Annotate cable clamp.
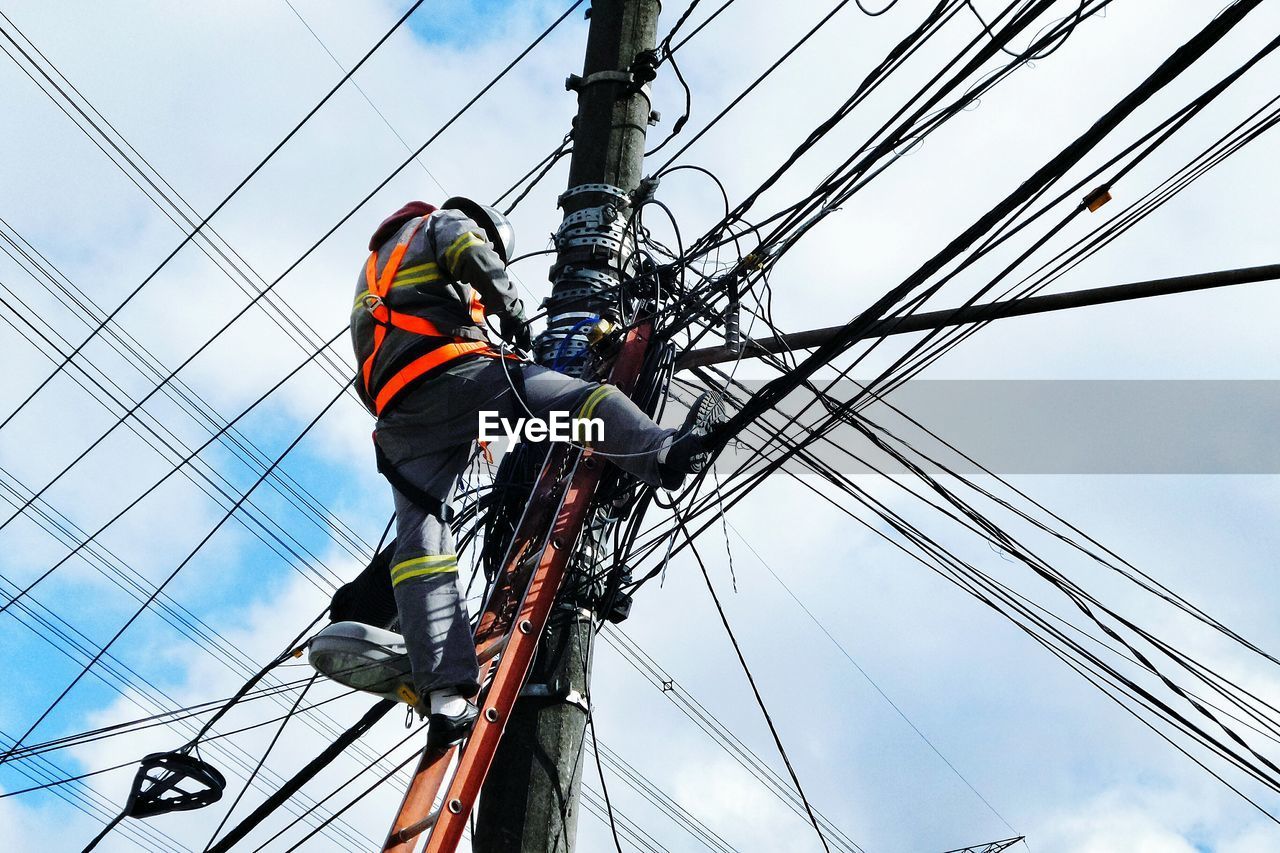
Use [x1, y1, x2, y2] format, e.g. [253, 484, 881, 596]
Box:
[565, 67, 654, 101]
[633, 175, 661, 205]
[557, 223, 631, 249]
[554, 268, 620, 291]
[560, 204, 622, 230]
[559, 183, 630, 207]
[559, 234, 626, 253]
[566, 69, 632, 91]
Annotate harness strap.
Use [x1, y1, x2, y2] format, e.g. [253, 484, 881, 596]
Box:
[373, 340, 494, 416]
[360, 214, 520, 519]
[360, 218, 428, 401]
[360, 216, 510, 416]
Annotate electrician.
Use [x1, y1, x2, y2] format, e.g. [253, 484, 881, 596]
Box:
[352, 198, 721, 747]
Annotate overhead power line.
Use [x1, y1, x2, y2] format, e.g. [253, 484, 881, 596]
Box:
[0, 0, 585, 570]
[0, 0, 434, 435]
[0, 378, 350, 766]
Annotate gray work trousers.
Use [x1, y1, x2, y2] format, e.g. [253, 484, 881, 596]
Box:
[374, 355, 673, 698]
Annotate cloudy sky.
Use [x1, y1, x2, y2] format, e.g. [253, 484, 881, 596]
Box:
[1, 0, 1279, 851]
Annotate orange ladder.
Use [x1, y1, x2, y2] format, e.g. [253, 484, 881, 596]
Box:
[382, 324, 651, 853]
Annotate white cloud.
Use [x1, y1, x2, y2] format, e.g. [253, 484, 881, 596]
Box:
[3, 0, 1280, 850]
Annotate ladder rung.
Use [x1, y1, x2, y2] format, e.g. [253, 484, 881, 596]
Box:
[391, 805, 441, 844]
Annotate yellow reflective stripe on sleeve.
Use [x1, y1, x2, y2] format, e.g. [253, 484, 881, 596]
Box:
[442, 232, 484, 271]
[390, 554, 459, 586]
[391, 273, 444, 287]
[396, 262, 439, 278]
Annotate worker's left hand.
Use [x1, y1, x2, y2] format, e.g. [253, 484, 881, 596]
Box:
[499, 313, 533, 353]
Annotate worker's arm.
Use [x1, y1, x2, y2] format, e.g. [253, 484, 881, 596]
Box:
[432, 209, 527, 325]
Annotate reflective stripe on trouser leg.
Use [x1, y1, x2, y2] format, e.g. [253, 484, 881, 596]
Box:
[388, 456, 479, 698]
[393, 572, 479, 698]
[570, 382, 673, 486]
[390, 554, 459, 586]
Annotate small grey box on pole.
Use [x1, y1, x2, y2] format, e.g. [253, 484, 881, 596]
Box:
[472, 1, 661, 851]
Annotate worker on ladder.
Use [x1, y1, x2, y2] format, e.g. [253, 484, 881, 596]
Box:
[351, 199, 722, 747]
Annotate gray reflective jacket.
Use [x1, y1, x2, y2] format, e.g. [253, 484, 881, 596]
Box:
[350, 209, 527, 414]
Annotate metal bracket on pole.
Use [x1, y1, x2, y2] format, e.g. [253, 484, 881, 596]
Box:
[518, 683, 591, 714]
[566, 70, 629, 89]
[565, 71, 654, 102]
[560, 204, 625, 230]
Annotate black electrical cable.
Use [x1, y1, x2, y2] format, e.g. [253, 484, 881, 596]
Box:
[590, 735, 739, 853]
[722, 516, 1018, 834]
[696, 12, 1279, 528]
[202, 674, 319, 851]
[0, 326, 349, 620]
[205, 700, 395, 853]
[715, 0, 1264, 445]
[496, 131, 574, 214]
[964, 0, 1086, 59]
[674, 511, 837, 853]
[0, 0, 433, 436]
[0, 17, 358, 397]
[251, 731, 423, 853]
[0, 727, 189, 853]
[654, 374, 1280, 812]
[644, 47, 692, 157]
[0, 471, 404, 792]
[662, 0, 1115, 357]
[655, 0, 859, 174]
[870, 88, 1280, 400]
[0, 0, 586, 549]
[0, 289, 348, 589]
[2, 690, 358, 794]
[668, 0, 1104, 330]
[600, 628, 864, 852]
[0, 565, 384, 848]
[282, 0, 449, 193]
[0, 217, 373, 561]
[0, 378, 350, 765]
[2, 676, 322, 763]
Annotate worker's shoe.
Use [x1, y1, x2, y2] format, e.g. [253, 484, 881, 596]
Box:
[424, 695, 479, 750]
[658, 391, 725, 490]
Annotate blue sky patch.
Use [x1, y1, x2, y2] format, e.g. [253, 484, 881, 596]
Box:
[408, 0, 520, 47]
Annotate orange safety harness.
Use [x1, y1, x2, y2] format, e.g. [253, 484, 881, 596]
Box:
[359, 216, 513, 417]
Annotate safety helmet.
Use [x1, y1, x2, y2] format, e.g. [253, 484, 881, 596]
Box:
[442, 197, 516, 264]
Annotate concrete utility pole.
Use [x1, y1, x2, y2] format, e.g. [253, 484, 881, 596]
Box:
[473, 1, 660, 850]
